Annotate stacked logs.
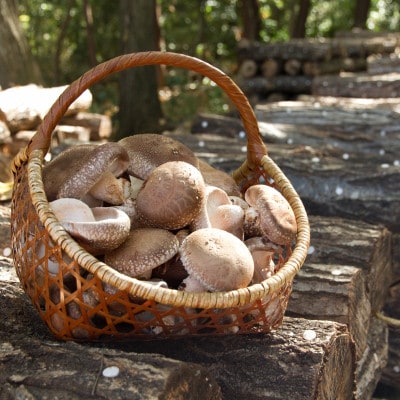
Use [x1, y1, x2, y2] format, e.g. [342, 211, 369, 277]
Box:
[0, 84, 112, 159]
[237, 33, 400, 102]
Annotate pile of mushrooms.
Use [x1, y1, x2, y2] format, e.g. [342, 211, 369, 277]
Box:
[42, 133, 297, 333]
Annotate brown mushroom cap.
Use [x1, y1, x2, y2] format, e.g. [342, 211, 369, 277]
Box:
[104, 228, 179, 278]
[244, 184, 297, 245]
[43, 144, 97, 201]
[179, 228, 254, 291]
[192, 185, 244, 238]
[119, 133, 200, 180]
[57, 142, 130, 205]
[49, 197, 95, 223]
[136, 161, 206, 230]
[88, 173, 131, 205]
[50, 199, 131, 255]
[198, 158, 241, 197]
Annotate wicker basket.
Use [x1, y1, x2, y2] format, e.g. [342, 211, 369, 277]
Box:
[11, 51, 310, 341]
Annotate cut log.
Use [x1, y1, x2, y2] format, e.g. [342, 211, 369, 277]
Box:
[284, 58, 302, 76]
[0, 154, 12, 183]
[114, 317, 356, 400]
[380, 327, 400, 390]
[60, 112, 112, 141]
[254, 101, 400, 167]
[312, 73, 400, 98]
[305, 216, 392, 312]
[295, 95, 400, 112]
[0, 256, 356, 400]
[328, 37, 397, 58]
[2, 130, 36, 158]
[287, 262, 370, 359]
[303, 57, 366, 76]
[0, 84, 92, 133]
[169, 131, 400, 234]
[238, 36, 397, 62]
[393, 233, 400, 280]
[335, 30, 400, 41]
[368, 53, 400, 74]
[240, 75, 313, 96]
[356, 317, 389, 400]
[0, 300, 222, 400]
[237, 59, 258, 78]
[255, 98, 400, 126]
[0, 120, 10, 144]
[287, 214, 391, 359]
[261, 58, 281, 78]
[237, 38, 333, 62]
[0, 206, 11, 258]
[191, 113, 245, 138]
[54, 125, 91, 143]
[380, 279, 400, 389]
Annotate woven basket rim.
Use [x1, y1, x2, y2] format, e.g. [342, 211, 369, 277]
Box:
[27, 148, 310, 310]
[13, 51, 310, 310]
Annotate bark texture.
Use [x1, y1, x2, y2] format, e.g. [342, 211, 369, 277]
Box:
[0, 0, 43, 88]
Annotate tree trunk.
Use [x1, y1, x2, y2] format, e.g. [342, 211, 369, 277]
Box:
[83, 0, 98, 68]
[54, 0, 75, 85]
[289, 0, 311, 39]
[238, 0, 261, 41]
[0, 0, 43, 88]
[353, 0, 371, 29]
[116, 0, 163, 139]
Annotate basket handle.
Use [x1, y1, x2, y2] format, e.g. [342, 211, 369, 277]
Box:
[27, 51, 267, 168]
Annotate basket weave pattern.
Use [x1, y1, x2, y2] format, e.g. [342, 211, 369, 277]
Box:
[11, 52, 309, 341]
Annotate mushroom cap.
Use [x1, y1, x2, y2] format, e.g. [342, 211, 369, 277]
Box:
[119, 133, 200, 180]
[57, 142, 129, 203]
[88, 173, 131, 205]
[179, 228, 254, 292]
[198, 158, 241, 197]
[244, 184, 297, 245]
[51, 199, 131, 255]
[211, 204, 244, 239]
[229, 195, 249, 210]
[205, 187, 244, 238]
[43, 144, 97, 201]
[104, 228, 179, 278]
[192, 185, 244, 238]
[136, 161, 206, 230]
[50, 197, 95, 223]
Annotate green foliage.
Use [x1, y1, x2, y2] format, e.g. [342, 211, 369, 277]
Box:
[17, 0, 400, 124]
[19, 0, 119, 85]
[307, 0, 355, 37]
[368, 0, 400, 31]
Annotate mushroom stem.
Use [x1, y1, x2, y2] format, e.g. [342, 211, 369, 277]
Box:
[129, 176, 144, 199]
[88, 172, 130, 205]
[191, 186, 244, 238]
[179, 275, 208, 292]
[245, 237, 277, 283]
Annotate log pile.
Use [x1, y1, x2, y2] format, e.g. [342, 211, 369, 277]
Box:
[0, 84, 112, 160]
[237, 33, 400, 102]
[187, 96, 400, 396]
[0, 266, 357, 400]
[0, 131, 396, 398]
[1, 51, 400, 396]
